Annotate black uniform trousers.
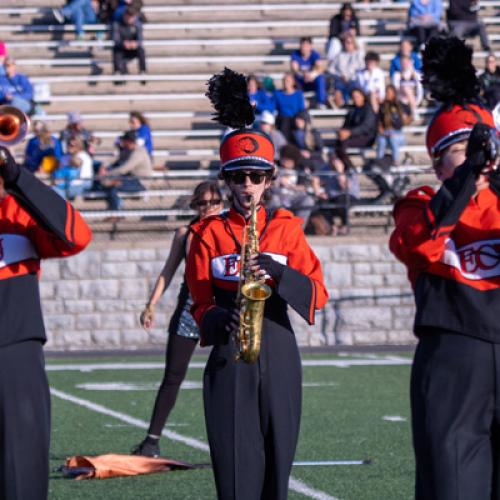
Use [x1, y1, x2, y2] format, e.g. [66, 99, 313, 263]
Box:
[0, 340, 50, 500]
[203, 318, 302, 500]
[411, 331, 500, 500]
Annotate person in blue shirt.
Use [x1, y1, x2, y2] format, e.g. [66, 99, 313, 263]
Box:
[24, 121, 63, 173]
[0, 58, 33, 115]
[290, 36, 327, 108]
[389, 38, 423, 78]
[129, 110, 153, 157]
[247, 74, 275, 118]
[274, 72, 306, 141]
[407, 0, 443, 49]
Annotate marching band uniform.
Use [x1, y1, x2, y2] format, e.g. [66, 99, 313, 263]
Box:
[390, 37, 500, 500]
[185, 127, 328, 499]
[0, 149, 92, 500]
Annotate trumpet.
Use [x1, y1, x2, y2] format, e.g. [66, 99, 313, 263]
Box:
[0, 105, 30, 147]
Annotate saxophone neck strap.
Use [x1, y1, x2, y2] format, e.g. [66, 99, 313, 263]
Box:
[222, 208, 275, 252]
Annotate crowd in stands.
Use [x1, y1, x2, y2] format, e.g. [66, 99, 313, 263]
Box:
[0, 0, 499, 235]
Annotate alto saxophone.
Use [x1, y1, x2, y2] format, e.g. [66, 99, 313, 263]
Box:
[235, 197, 272, 363]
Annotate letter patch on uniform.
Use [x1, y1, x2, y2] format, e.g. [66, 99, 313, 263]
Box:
[211, 253, 287, 281]
[442, 238, 500, 280]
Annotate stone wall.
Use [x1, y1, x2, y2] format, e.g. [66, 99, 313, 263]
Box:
[41, 235, 417, 350]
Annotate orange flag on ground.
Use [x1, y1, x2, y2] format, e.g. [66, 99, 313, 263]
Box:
[64, 454, 199, 479]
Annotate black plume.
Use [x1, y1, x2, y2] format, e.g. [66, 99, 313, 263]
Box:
[205, 68, 255, 129]
[422, 36, 481, 106]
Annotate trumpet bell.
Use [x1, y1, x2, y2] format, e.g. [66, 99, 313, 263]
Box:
[0, 106, 30, 147]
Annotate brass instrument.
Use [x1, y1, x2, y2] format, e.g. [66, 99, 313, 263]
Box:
[0, 106, 30, 147]
[235, 197, 272, 363]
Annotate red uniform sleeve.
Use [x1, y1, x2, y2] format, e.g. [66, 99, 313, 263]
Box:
[185, 225, 217, 328]
[389, 187, 454, 285]
[12, 168, 92, 258]
[276, 218, 328, 324]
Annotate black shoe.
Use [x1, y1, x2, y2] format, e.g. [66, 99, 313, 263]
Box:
[131, 438, 160, 458]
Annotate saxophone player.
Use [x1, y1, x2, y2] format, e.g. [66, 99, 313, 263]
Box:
[185, 69, 328, 500]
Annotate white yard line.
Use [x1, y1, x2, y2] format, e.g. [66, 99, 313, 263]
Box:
[50, 388, 338, 500]
[46, 357, 411, 372]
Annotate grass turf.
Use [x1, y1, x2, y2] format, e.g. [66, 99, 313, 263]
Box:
[47, 352, 414, 500]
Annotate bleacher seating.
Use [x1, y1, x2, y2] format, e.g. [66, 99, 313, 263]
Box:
[1, 0, 499, 233]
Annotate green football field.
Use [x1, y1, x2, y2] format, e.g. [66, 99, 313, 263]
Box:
[47, 352, 415, 500]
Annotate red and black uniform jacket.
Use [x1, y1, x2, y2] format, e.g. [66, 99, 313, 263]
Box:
[390, 182, 500, 342]
[0, 168, 92, 347]
[186, 206, 328, 346]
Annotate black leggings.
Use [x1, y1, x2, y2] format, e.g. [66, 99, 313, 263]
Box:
[147, 333, 198, 436]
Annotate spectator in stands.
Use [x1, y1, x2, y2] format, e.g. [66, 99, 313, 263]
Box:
[112, 0, 145, 22]
[98, 130, 152, 210]
[391, 54, 424, 118]
[407, 0, 443, 49]
[0, 58, 34, 115]
[269, 144, 316, 227]
[291, 109, 324, 169]
[375, 84, 413, 165]
[52, 0, 98, 40]
[479, 53, 500, 109]
[389, 38, 422, 78]
[312, 149, 360, 235]
[447, 0, 490, 51]
[326, 2, 360, 61]
[247, 74, 275, 118]
[355, 51, 386, 113]
[129, 110, 153, 157]
[334, 87, 377, 171]
[59, 112, 96, 154]
[52, 136, 93, 199]
[257, 111, 288, 160]
[24, 121, 63, 174]
[0, 41, 7, 77]
[327, 33, 365, 108]
[290, 36, 327, 109]
[112, 6, 146, 83]
[274, 72, 306, 141]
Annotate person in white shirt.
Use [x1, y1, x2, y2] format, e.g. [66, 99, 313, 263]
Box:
[355, 51, 386, 112]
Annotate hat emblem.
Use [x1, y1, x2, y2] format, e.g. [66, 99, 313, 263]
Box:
[237, 136, 259, 154]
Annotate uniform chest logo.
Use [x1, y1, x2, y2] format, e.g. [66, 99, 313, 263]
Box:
[442, 238, 500, 280]
[211, 252, 288, 281]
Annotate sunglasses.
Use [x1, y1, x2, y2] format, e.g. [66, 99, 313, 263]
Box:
[227, 171, 269, 185]
[196, 199, 222, 207]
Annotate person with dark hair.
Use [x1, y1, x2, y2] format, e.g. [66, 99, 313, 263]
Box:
[376, 84, 412, 165]
[390, 36, 500, 499]
[129, 110, 153, 156]
[186, 68, 328, 500]
[355, 51, 386, 113]
[479, 53, 500, 109]
[447, 0, 490, 51]
[312, 150, 360, 235]
[327, 2, 360, 60]
[291, 109, 324, 168]
[274, 72, 306, 141]
[112, 5, 146, 83]
[98, 129, 152, 210]
[0, 146, 92, 499]
[290, 36, 327, 109]
[335, 86, 377, 170]
[247, 74, 275, 118]
[132, 181, 224, 457]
